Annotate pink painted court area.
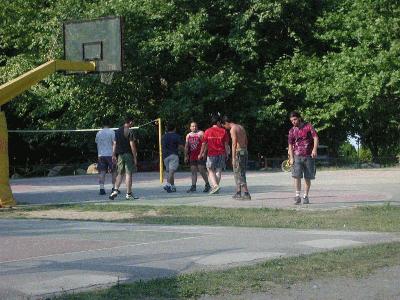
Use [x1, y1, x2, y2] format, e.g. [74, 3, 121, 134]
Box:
[10, 168, 400, 209]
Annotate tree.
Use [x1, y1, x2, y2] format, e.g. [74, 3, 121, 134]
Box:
[265, 0, 400, 160]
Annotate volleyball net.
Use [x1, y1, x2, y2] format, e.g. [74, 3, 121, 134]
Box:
[8, 118, 163, 182]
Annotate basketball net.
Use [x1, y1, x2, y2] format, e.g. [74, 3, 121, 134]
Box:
[100, 72, 114, 85]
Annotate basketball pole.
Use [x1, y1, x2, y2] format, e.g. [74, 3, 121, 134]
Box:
[0, 111, 13, 207]
[158, 118, 164, 184]
[0, 59, 96, 207]
[0, 60, 95, 107]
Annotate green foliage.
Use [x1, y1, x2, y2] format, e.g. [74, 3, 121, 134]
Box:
[1, 0, 399, 164]
[338, 141, 357, 163]
[359, 147, 373, 163]
[265, 0, 400, 160]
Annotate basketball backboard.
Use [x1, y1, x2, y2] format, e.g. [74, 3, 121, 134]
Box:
[63, 16, 123, 73]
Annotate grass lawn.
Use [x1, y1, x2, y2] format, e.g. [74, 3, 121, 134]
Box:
[55, 242, 400, 299]
[1, 202, 400, 232]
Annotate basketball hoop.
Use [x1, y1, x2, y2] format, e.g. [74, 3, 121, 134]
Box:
[100, 72, 114, 85]
[64, 16, 123, 79]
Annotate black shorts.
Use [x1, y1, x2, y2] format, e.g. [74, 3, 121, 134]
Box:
[292, 155, 316, 179]
[98, 156, 116, 172]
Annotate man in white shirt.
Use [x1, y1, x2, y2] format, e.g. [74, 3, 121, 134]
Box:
[95, 119, 116, 195]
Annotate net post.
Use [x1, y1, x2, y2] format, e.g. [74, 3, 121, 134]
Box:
[158, 118, 164, 184]
[0, 111, 16, 207]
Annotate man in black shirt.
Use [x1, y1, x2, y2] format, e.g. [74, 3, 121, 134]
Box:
[109, 116, 138, 200]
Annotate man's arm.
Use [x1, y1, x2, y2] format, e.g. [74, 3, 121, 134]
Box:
[230, 128, 237, 165]
[198, 130, 204, 139]
[288, 129, 294, 165]
[184, 134, 190, 163]
[311, 136, 319, 158]
[309, 124, 319, 159]
[288, 144, 294, 165]
[198, 131, 208, 160]
[225, 142, 230, 160]
[198, 142, 207, 160]
[130, 140, 137, 166]
[112, 141, 117, 163]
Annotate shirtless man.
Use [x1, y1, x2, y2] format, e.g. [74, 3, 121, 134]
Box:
[222, 116, 251, 200]
[184, 122, 211, 193]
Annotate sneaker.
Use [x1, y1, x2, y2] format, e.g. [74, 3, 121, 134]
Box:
[209, 185, 220, 195]
[303, 196, 310, 204]
[99, 188, 106, 195]
[109, 190, 119, 200]
[163, 185, 169, 191]
[112, 188, 121, 194]
[242, 192, 252, 200]
[203, 183, 211, 193]
[232, 192, 242, 200]
[187, 185, 196, 193]
[294, 196, 301, 205]
[126, 193, 139, 200]
[171, 186, 177, 192]
[165, 185, 173, 193]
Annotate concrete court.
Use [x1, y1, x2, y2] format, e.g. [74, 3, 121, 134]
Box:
[10, 168, 400, 209]
[0, 219, 399, 299]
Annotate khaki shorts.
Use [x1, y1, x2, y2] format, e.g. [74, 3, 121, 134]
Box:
[164, 154, 179, 172]
[117, 153, 136, 175]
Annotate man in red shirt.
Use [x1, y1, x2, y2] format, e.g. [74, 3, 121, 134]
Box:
[288, 111, 319, 205]
[198, 115, 230, 194]
[184, 121, 211, 193]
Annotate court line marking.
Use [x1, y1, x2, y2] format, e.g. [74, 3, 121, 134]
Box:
[0, 226, 218, 236]
[0, 235, 207, 265]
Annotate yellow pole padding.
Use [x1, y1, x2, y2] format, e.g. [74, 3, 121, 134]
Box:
[158, 118, 164, 183]
[0, 112, 15, 207]
[0, 59, 95, 107]
[54, 60, 96, 72]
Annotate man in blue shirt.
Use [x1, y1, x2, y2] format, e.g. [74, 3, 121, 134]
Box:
[162, 123, 184, 192]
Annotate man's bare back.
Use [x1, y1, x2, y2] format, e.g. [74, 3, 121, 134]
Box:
[231, 124, 248, 150]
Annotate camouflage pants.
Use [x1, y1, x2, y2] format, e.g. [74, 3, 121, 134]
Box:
[233, 149, 248, 188]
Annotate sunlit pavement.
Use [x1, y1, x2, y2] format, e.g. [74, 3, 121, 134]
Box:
[10, 168, 400, 210]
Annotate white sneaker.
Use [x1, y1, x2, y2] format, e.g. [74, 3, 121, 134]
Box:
[126, 193, 139, 200]
[109, 190, 118, 200]
[209, 185, 220, 194]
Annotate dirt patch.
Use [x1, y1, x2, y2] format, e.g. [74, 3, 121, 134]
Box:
[143, 209, 161, 217]
[20, 209, 140, 221]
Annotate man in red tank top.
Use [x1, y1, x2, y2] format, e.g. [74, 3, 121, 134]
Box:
[184, 122, 210, 193]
